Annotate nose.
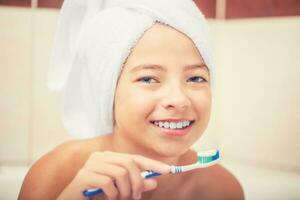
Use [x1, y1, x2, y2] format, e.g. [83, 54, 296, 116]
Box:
[160, 84, 191, 111]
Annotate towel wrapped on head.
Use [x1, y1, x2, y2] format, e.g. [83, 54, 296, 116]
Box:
[47, 0, 214, 138]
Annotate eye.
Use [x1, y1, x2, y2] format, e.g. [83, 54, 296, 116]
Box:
[187, 76, 207, 83]
[137, 76, 158, 84]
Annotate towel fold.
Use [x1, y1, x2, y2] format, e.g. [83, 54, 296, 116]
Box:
[47, 0, 214, 138]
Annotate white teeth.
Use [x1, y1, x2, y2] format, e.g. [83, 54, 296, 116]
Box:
[170, 122, 176, 129]
[163, 122, 169, 128]
[158, 121, 163, 127]
[153, 120, 193, 129]
[186, 120, 190, 126]
[176, 122, 183, 129]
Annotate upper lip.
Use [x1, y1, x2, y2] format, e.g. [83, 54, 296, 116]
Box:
[150, 118, 195, 123]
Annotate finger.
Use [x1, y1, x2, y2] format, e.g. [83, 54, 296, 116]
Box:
[103, 152, 170, 174]
[94, 151, 170, 174]
[85, 163, 131, 199]
[142, 179, 158, 192]
[109, 156, 144, 200]
[131, 154, 170, 174]
[113, 166, 131, 199]
[104, 153, 167, 199]
[96, 152, 145, 199]
[78, 169, 118, 199]
[89, 152, 169, 199]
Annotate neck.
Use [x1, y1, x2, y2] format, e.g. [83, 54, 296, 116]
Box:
[109, 129, 183, 166]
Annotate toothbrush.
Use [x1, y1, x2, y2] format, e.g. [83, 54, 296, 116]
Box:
[83, 149, 220, 197]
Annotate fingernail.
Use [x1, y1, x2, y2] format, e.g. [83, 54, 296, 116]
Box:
[133, 192, 141, 200]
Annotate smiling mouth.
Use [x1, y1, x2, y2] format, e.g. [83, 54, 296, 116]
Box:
[150, 120, 195, 130]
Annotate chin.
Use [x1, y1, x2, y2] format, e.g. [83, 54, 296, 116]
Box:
[151, 142, 190, 158]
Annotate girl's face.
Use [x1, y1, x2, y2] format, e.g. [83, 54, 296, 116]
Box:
[113, 23, 211, 158]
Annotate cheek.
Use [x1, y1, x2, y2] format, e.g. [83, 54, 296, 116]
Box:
[115, 84, 155, 127]
[192, 87, 211, 107]
[130, 90, 153, 109]
[197, 93, 211, 114]
[193, 90, 212, 126]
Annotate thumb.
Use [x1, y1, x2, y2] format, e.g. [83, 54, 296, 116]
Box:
[142, 179, 158, 192]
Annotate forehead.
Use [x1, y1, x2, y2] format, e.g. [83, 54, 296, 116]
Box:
[123, 22, 204, 70]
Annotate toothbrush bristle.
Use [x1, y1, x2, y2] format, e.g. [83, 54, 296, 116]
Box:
[197, 149, 220, 164]
[170, 149, 220, 174]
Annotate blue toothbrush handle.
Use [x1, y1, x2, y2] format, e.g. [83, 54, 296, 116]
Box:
[82, 171, 161, 197]
[144, 171, 161, 178]
[83, 188, 103, 197]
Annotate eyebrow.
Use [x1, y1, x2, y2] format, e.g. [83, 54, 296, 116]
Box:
[130, 63, 209, 74]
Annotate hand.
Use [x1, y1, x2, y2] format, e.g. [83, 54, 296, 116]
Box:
[56, 151, 170, 200]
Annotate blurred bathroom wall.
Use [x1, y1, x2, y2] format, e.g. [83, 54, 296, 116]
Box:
[0, 0, 300, 199]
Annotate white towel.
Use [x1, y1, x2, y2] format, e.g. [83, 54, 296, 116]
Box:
[47, 0, 214, 138]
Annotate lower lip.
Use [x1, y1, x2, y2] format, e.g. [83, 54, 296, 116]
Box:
[151, 123, 193, 137]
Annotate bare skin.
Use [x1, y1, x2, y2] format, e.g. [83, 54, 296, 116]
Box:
[19, 137, 244, 200]
[18, 23, 244, 200]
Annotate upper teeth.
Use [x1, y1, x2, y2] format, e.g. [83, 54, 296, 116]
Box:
[153, 120, 192, 129]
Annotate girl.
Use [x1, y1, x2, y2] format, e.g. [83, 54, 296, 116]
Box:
[18, 0, 244, 199]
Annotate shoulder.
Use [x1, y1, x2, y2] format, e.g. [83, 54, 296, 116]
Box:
[18, 138, 107, 200]
[192, 164, 245, 200]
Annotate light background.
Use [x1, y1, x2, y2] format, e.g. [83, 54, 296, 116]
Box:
[0, 0, 300, 199]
